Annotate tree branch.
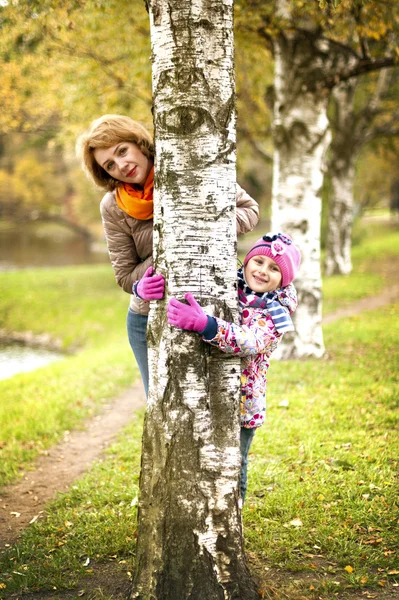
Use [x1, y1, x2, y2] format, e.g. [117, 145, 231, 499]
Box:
[325, 57, 398, 89]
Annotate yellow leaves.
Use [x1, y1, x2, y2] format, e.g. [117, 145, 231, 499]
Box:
[363, 537, 383, 546]
[344, 565, 354, 573]
[284, 517, 303, 528]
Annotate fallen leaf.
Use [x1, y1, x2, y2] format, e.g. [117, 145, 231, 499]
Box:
[83, 557, 90, 567]
[344, 565, 354, 573]
[10, 512, 21, 518]
[77, 591, 85, 597]
[289, 518, 303, 527]
[360, 576, 368, 584]
[378, 580, 386, 587]
[363, 537, 383, 545]
[388, 570, 399, 575]
[29, 515, 40, 524]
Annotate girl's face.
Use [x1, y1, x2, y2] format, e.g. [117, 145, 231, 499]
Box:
[244, 255, 282, 293]
[94, 142, 152, 187]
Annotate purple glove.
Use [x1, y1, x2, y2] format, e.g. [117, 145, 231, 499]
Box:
[134, 266, 165, 300]
[167, 293, 208, 332]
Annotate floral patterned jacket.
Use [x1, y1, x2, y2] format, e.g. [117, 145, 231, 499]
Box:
[203, 284, 298, 429]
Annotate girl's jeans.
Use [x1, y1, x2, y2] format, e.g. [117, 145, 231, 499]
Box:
[127, 309, 149, 397]
[240, 426, 256, 501]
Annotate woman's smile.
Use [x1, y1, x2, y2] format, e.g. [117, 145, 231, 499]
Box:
[126, 166, 137, 178]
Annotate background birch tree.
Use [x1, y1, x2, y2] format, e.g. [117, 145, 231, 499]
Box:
[236, 0, 399, 358]
[131, 1, 258, 598]
[325, 68, 399, 275]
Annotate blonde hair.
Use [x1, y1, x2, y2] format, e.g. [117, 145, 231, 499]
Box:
[76, 114, 154, 191]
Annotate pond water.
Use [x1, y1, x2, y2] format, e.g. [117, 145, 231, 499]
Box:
[0, 342, 64, 381]
[0, 225, 108, 271]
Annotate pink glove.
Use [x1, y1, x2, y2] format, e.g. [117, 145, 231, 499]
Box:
[167, 293, 208, 332]
[134, 266, 165, 300]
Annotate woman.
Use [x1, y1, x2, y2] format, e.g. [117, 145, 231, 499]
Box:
[77, 114, 260, 397]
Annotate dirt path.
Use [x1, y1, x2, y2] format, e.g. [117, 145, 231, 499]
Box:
[1, 279, 398, 552]
[322, 281, 399, 324]
[0, 382, 146, 550]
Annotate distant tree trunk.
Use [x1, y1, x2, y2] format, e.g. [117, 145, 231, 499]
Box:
[131, 1, 258, 599]
[324, 80, 357, 276]
[270, 27, 332, 358]
[325, 69, 394, 275]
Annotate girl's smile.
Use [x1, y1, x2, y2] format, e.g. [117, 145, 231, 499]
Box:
[244, 255, 282, 293]
[94, 142, 152, 188]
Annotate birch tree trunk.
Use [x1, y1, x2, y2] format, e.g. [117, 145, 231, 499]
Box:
[131, 1, 258, 598]
[324, 80, 357, 276]
[270, 29, 332, 358]
[325, 69, 393, 275]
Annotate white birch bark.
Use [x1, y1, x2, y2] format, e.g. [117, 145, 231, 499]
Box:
[325, 80, 357, 276]
[131, 1, 258, 598]
[270, 31, 331, 358]
[325, 69, 393, 275]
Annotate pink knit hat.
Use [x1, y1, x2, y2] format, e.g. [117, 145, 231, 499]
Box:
[243, 232, 301, 287]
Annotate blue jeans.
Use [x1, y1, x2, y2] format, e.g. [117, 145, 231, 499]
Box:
[240, 427, 256, 501]
[127, 309, 149, 397]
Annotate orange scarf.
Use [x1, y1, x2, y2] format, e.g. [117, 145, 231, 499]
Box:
[115, 167, 154, 220]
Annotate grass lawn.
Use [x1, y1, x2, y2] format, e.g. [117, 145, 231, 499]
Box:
[0, 265, 138, 486]
[0, 218, 398, 599]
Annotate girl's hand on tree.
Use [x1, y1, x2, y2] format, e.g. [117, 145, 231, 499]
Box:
[134, 267, 165, 300]
[167, 293, 208, 333]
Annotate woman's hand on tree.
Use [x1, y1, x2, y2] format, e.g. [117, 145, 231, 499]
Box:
[134, 267, 165, 300]
[167, 293, 208, 333]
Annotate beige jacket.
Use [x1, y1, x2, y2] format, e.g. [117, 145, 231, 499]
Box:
[100, 184, 260, 315]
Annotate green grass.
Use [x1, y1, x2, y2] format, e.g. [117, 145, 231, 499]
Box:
[0, 265, 138, 486]
[0, 342, 136, 485]
[322, 221, 399, 314]
[0, 305, 397, 599]
[0, 264, 129, 350]
[0, 218, 398, 599]
[245, 305, 399, 596]
[0, 413, 144, 596]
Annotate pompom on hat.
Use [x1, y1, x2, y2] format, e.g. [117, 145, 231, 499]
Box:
[243, 232, 301, 288]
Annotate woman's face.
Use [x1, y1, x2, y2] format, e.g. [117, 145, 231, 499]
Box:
[94, 141, 152, 187]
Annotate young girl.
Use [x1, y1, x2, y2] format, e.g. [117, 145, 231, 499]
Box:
[167, 232, 301, 500]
